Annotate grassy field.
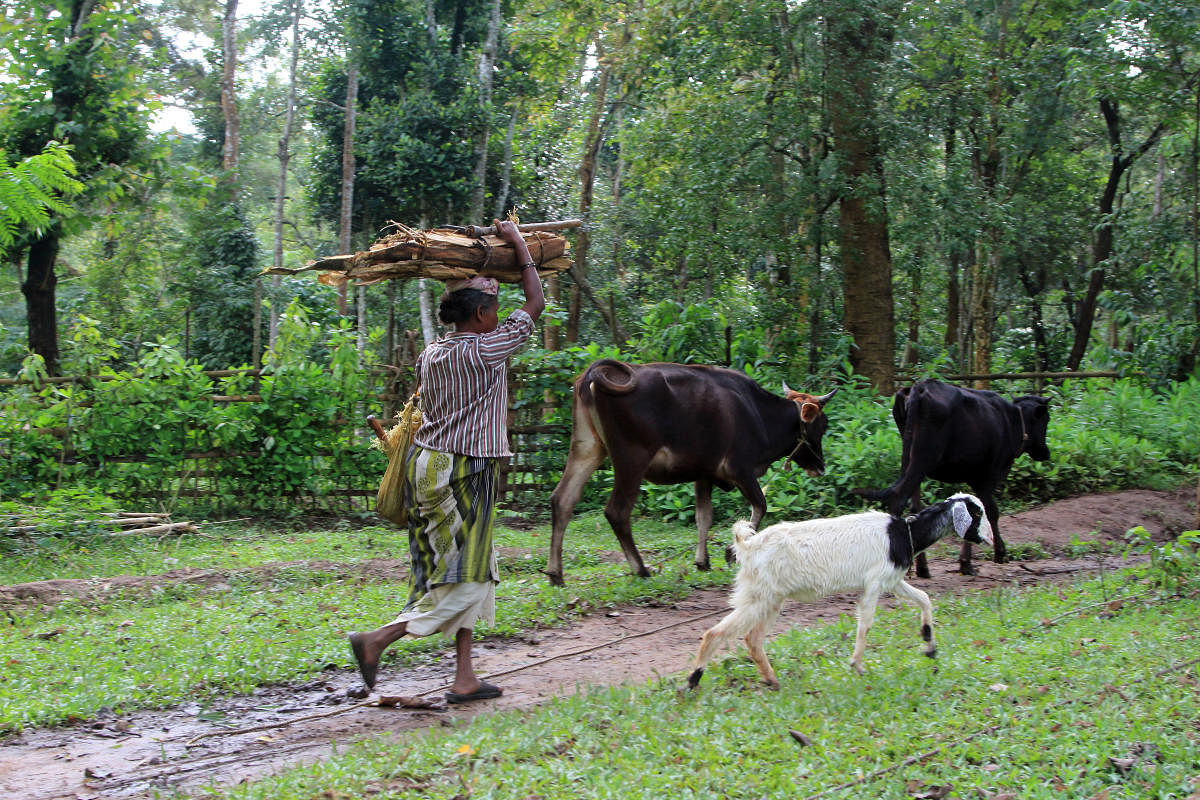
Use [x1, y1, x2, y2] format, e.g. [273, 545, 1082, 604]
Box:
[3, 511, 1199, 799]
[195, 566, 1200, 800]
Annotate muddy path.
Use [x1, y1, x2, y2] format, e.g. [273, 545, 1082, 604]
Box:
[1, 487, 1194, 800]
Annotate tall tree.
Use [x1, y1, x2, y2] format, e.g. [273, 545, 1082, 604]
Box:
[270, 0, 304, 350]
[824, 0, 898, 392]
[1063, 1, 1200, 370]
[1, 0, 154, 375]
[468, 0, 502, 223]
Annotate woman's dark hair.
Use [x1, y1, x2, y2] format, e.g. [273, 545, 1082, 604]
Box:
[439, 288, 498, 325]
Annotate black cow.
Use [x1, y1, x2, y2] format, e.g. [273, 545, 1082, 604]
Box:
[546, 359, 836, 586]
[855, 378, 1050, 576]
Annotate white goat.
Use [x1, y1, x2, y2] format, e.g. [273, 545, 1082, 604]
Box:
[687, 493, 992, 689]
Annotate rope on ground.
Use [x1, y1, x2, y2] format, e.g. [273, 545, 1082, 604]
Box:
[799, 654, 1200, 800]
[185, 605, 728, 745]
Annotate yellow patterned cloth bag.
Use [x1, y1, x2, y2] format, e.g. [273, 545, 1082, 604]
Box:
[374, 392, 422, 526]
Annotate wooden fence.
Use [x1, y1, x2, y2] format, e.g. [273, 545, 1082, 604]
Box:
[2, 365, 571, 515]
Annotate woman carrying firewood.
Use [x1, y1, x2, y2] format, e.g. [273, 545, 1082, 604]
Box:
[348, 219, 545, 703]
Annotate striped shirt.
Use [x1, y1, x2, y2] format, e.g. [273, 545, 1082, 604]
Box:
[413, 309, 535, 457]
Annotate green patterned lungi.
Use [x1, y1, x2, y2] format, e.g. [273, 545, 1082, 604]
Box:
[392, 446, 499, 636]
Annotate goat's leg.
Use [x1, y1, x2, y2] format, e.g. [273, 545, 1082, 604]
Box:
[743, 603, 783, 689]
[850, 588, 881, 674]
[547, 418, 607, 587]
[893, 580, 936, 659]
[687, 605, 763, 689]
[693, 480, 714, 571]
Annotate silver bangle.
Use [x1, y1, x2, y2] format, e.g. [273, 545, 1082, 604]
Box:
[521, 262, 538, 271]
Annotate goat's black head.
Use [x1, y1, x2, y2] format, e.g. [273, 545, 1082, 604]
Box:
[946, 493, 992, 544]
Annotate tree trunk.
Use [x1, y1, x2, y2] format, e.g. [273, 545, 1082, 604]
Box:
[338, 62, 359, 318]
[901, 252, 921, 368]
[220, 0, 240, 178]
[543, 275, 561, 351]
[468, 0, 501, 222]
[942, 124, 962, 363]
[566, 54, 611, 344]
[270, 0, 302, 352]
[22, 233, 61, 376]
[1066, 97, 1169, 371]
[970, 237, 998, 388]
[492, 107, 517, 219]
[20, 0, 97, 374]
[827, 5, 896, 394]
[425, 0, 438, 49]
[417, 279, 436, 346]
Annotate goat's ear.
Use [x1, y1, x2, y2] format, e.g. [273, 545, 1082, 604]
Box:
[799, 401, 820, 423]
[951, 501, 974, 539]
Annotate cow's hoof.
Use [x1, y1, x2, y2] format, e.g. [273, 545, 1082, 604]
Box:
[916, 567, 932, 579]
[763, 678, 780, 691]
[959, 563, 975, 576]
[924, 647, 938, 659]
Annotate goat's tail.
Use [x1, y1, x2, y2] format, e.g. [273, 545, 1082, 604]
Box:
[730, 520, 757, 561]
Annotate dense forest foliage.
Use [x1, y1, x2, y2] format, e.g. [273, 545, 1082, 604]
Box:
[2, 0, 1197, 390]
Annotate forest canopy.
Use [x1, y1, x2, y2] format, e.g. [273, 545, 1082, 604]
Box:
[0, 0, 1197, 390]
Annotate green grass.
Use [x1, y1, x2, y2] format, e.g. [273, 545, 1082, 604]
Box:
[189, 569, 1200, 800]
[0, 520, 409, 585]
[0, 512, 734, 731]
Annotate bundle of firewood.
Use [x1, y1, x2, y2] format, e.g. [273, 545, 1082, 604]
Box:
[265, 220, 578, 288]
[2, 511, 198, 538]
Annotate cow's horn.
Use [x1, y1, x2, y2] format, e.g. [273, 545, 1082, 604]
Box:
[815, 388, 838, 405]
[782, 380, 793, 395]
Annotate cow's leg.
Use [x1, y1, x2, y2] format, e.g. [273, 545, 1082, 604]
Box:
[850, 587, 881, 674]
[604, 467, 651, 578]
[957, 486, 1001, 574]
[725, 479, 767, 565]
[982, 490, 1005, 565]
[907, 488, 933, 579]
[744, 603, 783, 689]
[893, 580, 936, 660]
[694, 479, 714, 571]
[547, 416, 608, 587]
[729, 478, 767, 527]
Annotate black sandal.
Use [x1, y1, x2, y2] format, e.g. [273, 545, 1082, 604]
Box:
[348, 633, 378, 689]
[445, 681, 502, 704]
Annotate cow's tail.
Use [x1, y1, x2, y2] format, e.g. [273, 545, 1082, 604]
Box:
[584, 359, 637, 395]
[851, 485, 893, 503]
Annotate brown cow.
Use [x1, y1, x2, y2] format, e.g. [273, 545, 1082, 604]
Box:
[546, 359, 836, 586]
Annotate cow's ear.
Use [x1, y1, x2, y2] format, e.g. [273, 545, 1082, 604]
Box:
[799, 402, 820, 423]
[1033, 404, 1048, 420]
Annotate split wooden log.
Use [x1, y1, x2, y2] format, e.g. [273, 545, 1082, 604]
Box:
[265, 220, 578, 287]
[2, 512, 197, 538]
